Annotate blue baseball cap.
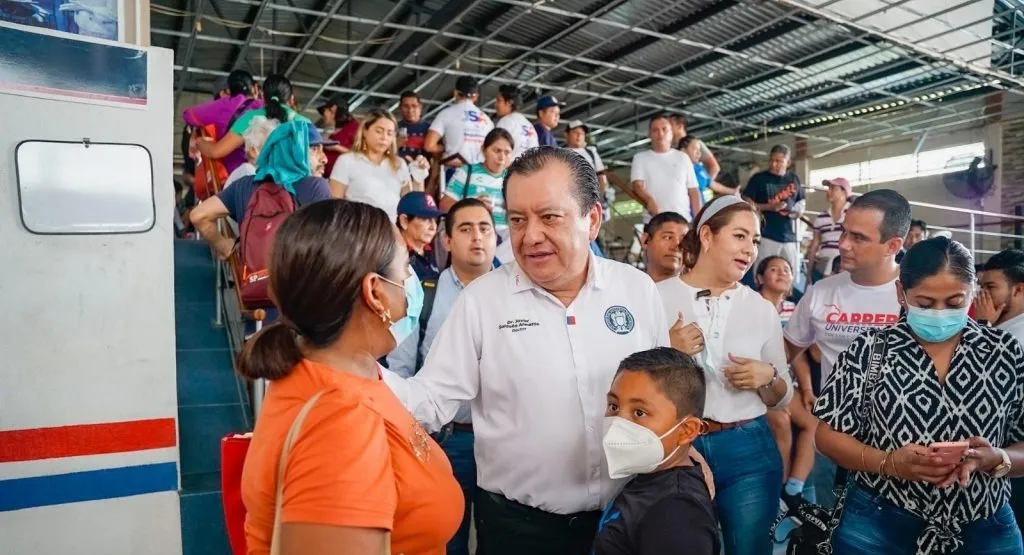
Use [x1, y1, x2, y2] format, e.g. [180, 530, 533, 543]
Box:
[397, 192, 443, 219]
[308, 124, 338, 147]
[537, 95, 565, 110]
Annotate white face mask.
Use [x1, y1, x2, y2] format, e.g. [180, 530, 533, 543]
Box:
[602, 416, 685, 479]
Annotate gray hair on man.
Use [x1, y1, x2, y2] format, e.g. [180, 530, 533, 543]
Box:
[242, 115, 279, 156]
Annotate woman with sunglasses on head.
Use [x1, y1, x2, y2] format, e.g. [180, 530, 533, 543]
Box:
[329, 108, 430, 222]
[239, 200, 463, 555]
[815, 237, 1024, 554]
[659, 195, 793, 555]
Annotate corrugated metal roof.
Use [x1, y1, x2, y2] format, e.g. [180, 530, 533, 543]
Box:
[157, 0, 1018, 159]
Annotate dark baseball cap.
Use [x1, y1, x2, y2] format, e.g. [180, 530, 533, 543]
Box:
[397, 192, 443, 219]
[316, 93, 347, 114]
[308, 125, 338, 147]
[455, 76, 479, 95]
[537, 95, 565, 110]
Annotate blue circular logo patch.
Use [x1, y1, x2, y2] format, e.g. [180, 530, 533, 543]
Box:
[604, 306, 635, 335]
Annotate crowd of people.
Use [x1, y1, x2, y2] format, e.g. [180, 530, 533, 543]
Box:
[176, 69, 1024, 555]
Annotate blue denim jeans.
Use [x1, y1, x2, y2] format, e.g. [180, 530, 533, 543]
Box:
[812, 451, 838, 508]
[693, 416, 783, 555]
[833, 481, 1023, 555]
[438, 428, 476, 555]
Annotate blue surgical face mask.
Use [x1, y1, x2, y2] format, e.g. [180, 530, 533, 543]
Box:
[904, 296, 969, 343]
[380, 270, 424, 345]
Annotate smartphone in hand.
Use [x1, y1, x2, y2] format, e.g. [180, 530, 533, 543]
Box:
[930, 441, 969, 465]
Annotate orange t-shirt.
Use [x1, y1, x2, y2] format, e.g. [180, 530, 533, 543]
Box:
[241, 359, 463, 554]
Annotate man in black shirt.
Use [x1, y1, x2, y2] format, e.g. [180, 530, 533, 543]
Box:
[593, 348, 719, 555]
[742, 144, 805, 278]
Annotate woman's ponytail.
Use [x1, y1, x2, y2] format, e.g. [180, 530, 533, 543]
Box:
[261, 74, 293, 123]
[237, 322, 303, 381]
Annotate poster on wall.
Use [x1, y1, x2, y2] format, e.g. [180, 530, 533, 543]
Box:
[0, 0, 123, 41]
[0, 22, 147, 108]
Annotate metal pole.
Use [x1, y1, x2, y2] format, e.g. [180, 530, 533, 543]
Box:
[214, 218, 224, 328]
[252, 318, 265, 420]
[173, 0, 205, 102]
[970, 212, 977, 258]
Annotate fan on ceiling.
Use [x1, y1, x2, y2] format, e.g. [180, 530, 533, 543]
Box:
[942, 148, 997, 201]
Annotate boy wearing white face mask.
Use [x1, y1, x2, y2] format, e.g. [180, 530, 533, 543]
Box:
[594, 347, 719, 555]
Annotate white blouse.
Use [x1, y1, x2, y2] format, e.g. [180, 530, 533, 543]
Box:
[330, 153, 411, 222]
[657, 278, 792, 422]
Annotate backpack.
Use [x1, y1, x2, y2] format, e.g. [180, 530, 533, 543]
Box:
[193, 98, 257, 200]
[239, 181, 296, 308]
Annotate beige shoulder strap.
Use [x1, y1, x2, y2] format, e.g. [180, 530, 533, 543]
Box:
[267, 390, 393, 555]
[269, 390, 326, 555]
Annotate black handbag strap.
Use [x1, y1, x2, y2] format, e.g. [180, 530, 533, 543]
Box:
[818, 330, 887, 555]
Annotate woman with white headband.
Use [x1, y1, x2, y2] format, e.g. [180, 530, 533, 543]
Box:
[658, 195, 793, 555]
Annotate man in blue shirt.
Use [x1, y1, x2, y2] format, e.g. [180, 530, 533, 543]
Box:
[188, 123, 335, 259]
[398, 90, 431, 160]
[534, 95, 564, 147]
[386, 197, 497, 555]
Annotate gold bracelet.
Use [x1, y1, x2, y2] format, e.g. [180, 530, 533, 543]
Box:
[878, 451, 891, 477]
[860, 445, 868, 471]
[888, 452, 900, 479]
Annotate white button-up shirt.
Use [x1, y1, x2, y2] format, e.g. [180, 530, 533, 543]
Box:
[657, 279, 792, 422]
[384, 255, 669, 514]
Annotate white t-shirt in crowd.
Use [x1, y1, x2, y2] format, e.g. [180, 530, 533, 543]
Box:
[784, 272, 901, 387]
[225, 162, 256, 187]
[997, 312, 1024, 346]
[629, 149, 699, 223]
[330, 153, 411, 222]
[657, 279, 792, 422]
[496, 112, 538, 160]
[429, 99, 494, 165]
[570, 146, 605, 173]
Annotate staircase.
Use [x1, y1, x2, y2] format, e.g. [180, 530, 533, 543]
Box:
[174, 239, 251, 555]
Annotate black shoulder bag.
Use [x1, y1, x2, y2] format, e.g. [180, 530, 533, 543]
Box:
[771, 331, 888, 555]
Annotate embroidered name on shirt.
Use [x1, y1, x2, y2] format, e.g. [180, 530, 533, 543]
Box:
[499, 318, 540, 333]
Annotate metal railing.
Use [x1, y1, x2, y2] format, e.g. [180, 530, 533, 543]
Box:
[803, 190, 1024, 261]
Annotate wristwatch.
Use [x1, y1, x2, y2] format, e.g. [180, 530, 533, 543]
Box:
[990, 448, 1012, 479]
[759, 364, 780, 391]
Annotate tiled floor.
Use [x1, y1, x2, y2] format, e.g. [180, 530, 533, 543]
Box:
[175, 240, 249, 555]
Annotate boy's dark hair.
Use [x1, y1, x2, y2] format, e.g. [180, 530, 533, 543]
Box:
[643, 211, 688, 236]
[617, 347, 706, 418]
[910, 219, 928, 233]
[983, 248, 1024, 286]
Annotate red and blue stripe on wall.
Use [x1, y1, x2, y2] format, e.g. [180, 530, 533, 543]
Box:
[0, 418, 178, 511]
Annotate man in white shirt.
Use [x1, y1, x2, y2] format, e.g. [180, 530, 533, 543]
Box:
[630, 114, 702, 223]
[384, 146, 668, 555]
[494, 84, 538, 161]
[977, 249, 1024, 342]
[424, 75, 494, 181]
[784, 189, 910, 506]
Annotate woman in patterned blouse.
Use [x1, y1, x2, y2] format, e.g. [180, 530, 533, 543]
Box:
[815, 237, 1024, 555]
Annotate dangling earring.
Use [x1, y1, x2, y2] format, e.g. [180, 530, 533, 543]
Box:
[379, 309, 391, 323]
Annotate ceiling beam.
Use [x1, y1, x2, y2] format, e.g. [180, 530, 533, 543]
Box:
[283, 0, 348, 78]
[347, 0, 485, 109]
[229, 0, 273, 72]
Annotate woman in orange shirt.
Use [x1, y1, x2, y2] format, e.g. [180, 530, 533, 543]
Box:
[239, 199, 463, 555]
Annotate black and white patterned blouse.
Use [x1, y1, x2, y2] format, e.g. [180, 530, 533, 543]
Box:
[815, 317, 1024, 554]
